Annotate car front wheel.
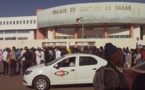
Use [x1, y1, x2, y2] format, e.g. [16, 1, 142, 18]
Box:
[33, 76, 50, 90]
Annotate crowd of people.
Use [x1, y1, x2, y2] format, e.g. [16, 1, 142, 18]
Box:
[93, 43, 145, 90]
[0, 45, 145, 77]
[0, 43, 145, 90]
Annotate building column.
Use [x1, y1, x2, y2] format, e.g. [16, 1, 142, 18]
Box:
[74, 25, 78, 39]
[74, 25, 78, 47]
[130, 24, 134, 38]
[52, 27, 56, 48]
[104, 23, 108, 38]
[35, 9, 46, 39]
[35, 28, 46, 39]
[52, 27, 56, 39]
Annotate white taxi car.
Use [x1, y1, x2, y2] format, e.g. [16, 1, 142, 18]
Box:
[23, 54, 107, 90]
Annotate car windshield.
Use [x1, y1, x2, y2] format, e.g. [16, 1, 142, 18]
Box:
[46, 56, 65, 66]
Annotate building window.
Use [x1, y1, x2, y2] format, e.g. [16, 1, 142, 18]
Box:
[5, 30, 16, 34]
[20, 21, 22, 24]
[17, 21, 19, 24]
[0, 38, 3, 40]
[108, 26, 120, 30]
[0, 21, 2, 25]
[108, 25, 130, 30]
[30, 20, 32, 24]
[18, 30, 30, 33]
[3, 21, 5, 25]
[7, 21, 9, 25]
[27, 20, 29, 24]
[108, 35, 130, 38]
[5, 37, 16, 40]
[78, 26, 104, 30]
[0, 31, 4, 34]
[57, 28, 75, 31]
[5, 37, 11, 40]
[33, 20, 36, 24]
[23, 20, 25, 24]
[126, 35, 130, 38]
[55, 36, 75, 39]
[18, 37, 28, 40]
[13, 21, 15, 25]
[11, 37, 16, 40]
[10, 21, 12, 25]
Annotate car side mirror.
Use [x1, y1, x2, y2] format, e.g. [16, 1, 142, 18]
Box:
[54, 64, 59, 69]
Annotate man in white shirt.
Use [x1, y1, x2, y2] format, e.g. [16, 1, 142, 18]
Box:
[40, 49, 45, 64]
[2, 48, 9, 77]
[19, 48, 25, 74]
[55, 47, 61, 59]
[35, 48, 41, 65]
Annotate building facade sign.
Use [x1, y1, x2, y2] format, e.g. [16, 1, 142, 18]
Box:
[37, 2, 145, 28]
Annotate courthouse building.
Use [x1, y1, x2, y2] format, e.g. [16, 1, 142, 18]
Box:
[0, 2, 145, 49]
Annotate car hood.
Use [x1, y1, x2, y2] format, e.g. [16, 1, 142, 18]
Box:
[28, 64, 46, 70]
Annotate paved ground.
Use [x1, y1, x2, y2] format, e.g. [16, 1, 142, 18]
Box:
[0, 62, 94, 90]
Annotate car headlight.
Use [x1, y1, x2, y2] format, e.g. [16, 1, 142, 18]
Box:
[25, 70, 32, 75]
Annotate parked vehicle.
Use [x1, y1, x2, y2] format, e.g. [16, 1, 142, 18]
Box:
[123, 61, 145, 90]
[23, 54, 107, 90]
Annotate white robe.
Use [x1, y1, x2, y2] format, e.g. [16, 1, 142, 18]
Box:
[35, 50, 41, 65]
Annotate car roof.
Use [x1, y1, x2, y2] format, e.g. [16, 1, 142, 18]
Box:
[64, 53, 103, 59]
[63, 53, 107, 61]
[66, 53, 96, 56]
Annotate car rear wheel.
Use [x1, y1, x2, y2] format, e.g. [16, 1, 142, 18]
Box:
[33, 76, 50, 90]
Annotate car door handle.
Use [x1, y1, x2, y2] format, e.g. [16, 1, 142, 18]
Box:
[93, 68, 97, 70]
[71, 69, 75, 71]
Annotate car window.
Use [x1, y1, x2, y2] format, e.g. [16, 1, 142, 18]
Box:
[79, 56, 97, 66]
[46, 56, 65, 66]
[57, 57, 76, 68]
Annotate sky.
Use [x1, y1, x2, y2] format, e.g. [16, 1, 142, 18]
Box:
[0, 0, 145, 17]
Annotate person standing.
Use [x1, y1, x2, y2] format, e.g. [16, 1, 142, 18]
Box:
[19, 48, 25, 75]
[30, 47, 36, 65]
[40, 49, 45, 64]
[55, 47, 61, 59]
[51, 47, 56, 61]
[35, 48, 41, 65]
[124, 50, 132, 68]
[93, 43, 129, 90]
[134, 51, 142, 65]
[21, 47, 32, 74]
[2, 48, 9, 77]
[44, 47, 51, 63]
[98, 46, 106, 59]
[16, 48, 21, 74]
[10, 46, 17, 76]
[61, 47, 68, 56]
[132, 73, 145, 90]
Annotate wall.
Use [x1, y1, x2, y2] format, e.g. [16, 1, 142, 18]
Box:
[0, 16, 37, 30]
[0, 30, 34, 40]
[133, 25, 140, 39]
[0, 38, 136, 49]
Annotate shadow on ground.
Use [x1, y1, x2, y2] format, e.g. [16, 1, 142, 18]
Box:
[51, 84, 93, 88]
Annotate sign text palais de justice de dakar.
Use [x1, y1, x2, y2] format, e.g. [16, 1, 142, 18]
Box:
[52, 5, 132, 15]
